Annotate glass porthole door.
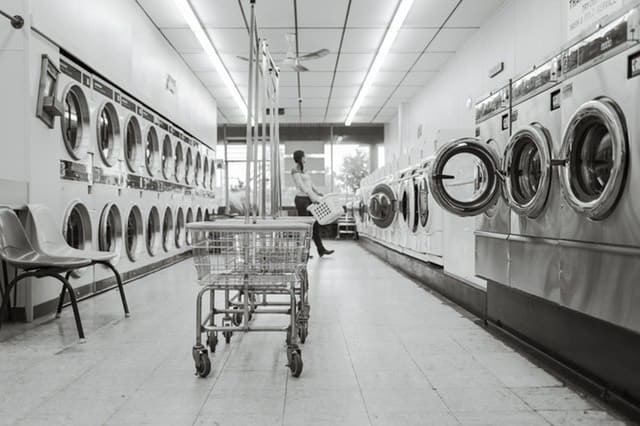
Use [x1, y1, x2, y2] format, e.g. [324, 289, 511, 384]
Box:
[559, 98, 627, 220]
[368, 183, 396, 229]
[418, 177, 430, 229]
[428, 138, 503, 217]
[503, 123, 553, 218]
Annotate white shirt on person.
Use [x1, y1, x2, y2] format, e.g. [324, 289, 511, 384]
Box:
[291, 166, 322, 202]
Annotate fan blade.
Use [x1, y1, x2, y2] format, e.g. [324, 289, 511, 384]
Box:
[285, 33, 297, 58]
[236, 55, 249, 61]
[288, 63, 309, 72]
[297, 49, 329, 61]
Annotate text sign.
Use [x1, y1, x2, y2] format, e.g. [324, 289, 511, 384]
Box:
[567, 0, 624, 40]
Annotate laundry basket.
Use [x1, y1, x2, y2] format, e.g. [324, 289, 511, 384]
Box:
[307, 193, 345, 225]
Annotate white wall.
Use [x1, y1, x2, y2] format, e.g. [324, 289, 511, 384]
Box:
[399, 0, 567, 152]
[30, 0, 217, 143]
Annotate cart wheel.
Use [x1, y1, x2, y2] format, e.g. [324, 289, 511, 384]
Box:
[298, 326, 308, 344]
[195, 352, 211, 378]
[232, 309, 243, 326]
[207, 333, 218, 353]
[288, 350, 303, 377]
[223, 331, 232, 344]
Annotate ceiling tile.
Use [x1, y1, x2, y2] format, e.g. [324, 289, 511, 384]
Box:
[328, 97, 355, 108]
[298, 0, 349, 27]
[162, 29, 203, 53]
[207, 28, 250, 53]
[219, 54, 251, 72]
[298, 29, 343, 53]
[446, 0, 506, 28]
[297, 98, 328, 107]
[301, 86, 330, 98]
[402, 71, 437, 86]
[332, 71, 367, 86]
[393, 85, 423, 98]
[341, 28, 385, 53]
[366, 85, 396, 99]
[137, 0, 187, 28]
[254, 0, 295, 27]
[191, 0, 245, 28]
[379, 53, 421, 71]
[348, 0, 399, 28]
[301, 72, 334, 87]
[279, 97, 302, 107]
[373, 72, 406, 86]
[329, 86, 360, 98]
[277, 72, 299, 87]
[428, 28, 477, 52]
[336, 53, 375, 72]
[391, 29, 438, 53]
[403, 0, 459, 28]
[279, 86, 300, 98]
[413, 52, 455, 71]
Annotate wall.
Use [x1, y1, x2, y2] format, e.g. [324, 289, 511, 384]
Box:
[29, 0, 217, 143]
[398, 0, 567, 153]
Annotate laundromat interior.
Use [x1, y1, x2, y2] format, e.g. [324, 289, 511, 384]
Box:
[1, 0, 639, 424]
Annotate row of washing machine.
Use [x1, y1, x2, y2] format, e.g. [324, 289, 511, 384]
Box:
[356, 6, 640, 335]
[23, 35, 219, 314]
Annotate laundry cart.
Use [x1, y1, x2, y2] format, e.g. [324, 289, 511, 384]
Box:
[188, 219, 312, 378]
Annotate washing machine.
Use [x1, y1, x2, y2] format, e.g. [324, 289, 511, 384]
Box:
[367, 168, 399, 249]
[427, 87, 511, 286]
[553, 8, 640, 333]
[397, 165, 420, 253]
[410, 156, 444, 266]
[506, 56, 564, 299]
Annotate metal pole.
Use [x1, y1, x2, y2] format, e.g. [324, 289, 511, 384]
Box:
[223, 125, 230, 213]
[330, 125, 334, 193]
[260, 41, 268, 219]
[252, 26, 260, 219]
[244, 2, 256, 224]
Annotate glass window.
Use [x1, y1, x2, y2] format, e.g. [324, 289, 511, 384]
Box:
[146, 207, 160, 255]
[126, 206, 143, 261]
[145, 127, 159, 176]
[124, 116, 141, 172]
[97, 103, 120, 166]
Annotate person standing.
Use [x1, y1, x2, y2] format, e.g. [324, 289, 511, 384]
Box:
[292, 150, 334, 257]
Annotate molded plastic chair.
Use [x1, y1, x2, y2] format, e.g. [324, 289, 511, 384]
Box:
[26, 204, 130, 318]
[0, 207, 90, 339]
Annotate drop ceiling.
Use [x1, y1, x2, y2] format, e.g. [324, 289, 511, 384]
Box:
[137, 0, 505, 124]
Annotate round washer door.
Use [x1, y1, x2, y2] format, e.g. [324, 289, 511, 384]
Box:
[504, 123, 553, 218]
[417, 176, 430, 229]
[428, 137, 502, 217]
[368, 183, 396, 229]
[559, 98, 627, 220]
[399, 180, 412, 231]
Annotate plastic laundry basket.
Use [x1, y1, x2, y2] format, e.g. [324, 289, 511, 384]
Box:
[307, 194, 345, 225]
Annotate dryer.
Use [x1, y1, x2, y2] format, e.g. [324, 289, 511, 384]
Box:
[553, 8, 640, 333]
[427, 89, 512, 286]
[91, 75, 127, 290]
[367, 169, 399, 249]
[506, 57, 564, 299]
[397, 166, 421, 254]
[411, 156, 444, 266]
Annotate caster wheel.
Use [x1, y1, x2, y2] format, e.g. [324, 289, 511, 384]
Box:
[223, 331, 232, 344]
[288, 350, 303, 377]
[195, 352, 211, 378]
[298, 326, 308, 344]
[232, 309, 243, 326]
[207, 333, 218, 352]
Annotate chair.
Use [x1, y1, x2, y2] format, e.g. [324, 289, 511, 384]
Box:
[0, 207, 91, 339]
[26, 204, 130, 319]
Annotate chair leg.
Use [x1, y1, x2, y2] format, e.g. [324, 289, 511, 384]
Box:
[0, 271, 37, 329]
[50, 274, 85, 340]
[97, 261, 130, 317]
[55, 283, 67, 318]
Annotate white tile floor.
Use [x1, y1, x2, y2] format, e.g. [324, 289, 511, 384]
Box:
[0, 241, 631, 425]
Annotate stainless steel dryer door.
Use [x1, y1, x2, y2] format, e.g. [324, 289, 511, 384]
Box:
[559, 98, 627, 220]
[428, 138, 502, 217]
[417, 176, 430, 229]
[504, 123, 553, 218]
[368, 183, 396, 229]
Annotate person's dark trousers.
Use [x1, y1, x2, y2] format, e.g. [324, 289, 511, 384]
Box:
[294, 195, 324, 253]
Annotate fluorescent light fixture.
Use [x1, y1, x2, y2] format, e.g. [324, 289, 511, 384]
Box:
[174, 0, 247, 117]
[345, 0, 414, 126]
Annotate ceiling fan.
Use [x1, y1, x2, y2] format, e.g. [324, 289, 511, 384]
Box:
[237, 33, 329, 72]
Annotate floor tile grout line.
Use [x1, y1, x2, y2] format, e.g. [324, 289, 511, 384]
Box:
[338, 321, 374, 426]
[192, 329, 246, 425]
[281, 366, 289, 426]
[392, 325, 461, 423]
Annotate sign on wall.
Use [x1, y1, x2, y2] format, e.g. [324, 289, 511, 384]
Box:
[567, 0, 625, 40]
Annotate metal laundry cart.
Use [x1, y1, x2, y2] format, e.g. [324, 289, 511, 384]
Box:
[188, 219, 312, 378]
